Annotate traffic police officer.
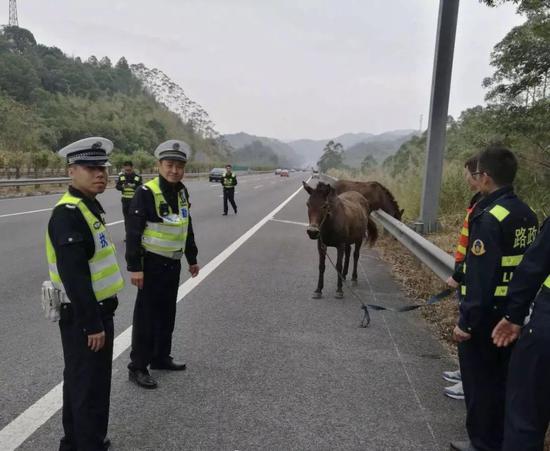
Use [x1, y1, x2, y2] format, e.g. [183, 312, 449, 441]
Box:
[492, 216, 550, 451]
[450, 146, 538, 451]
[126, 140, 199, 389]
[115, 160, 142, 233]
[221, 164, 237, 215]
[46, 137, 124, 451]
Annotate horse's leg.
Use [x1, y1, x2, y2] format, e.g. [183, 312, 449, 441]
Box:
[343, 244, 351, 280]
[313, 240, 326, 299]
[351, 240, 361, 286]
[335, 244, 344, 298]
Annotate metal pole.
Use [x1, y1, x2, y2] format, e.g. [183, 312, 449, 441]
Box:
[417, 0, 460, 234]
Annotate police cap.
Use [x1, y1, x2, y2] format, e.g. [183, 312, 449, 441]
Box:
[154, 140, 190, 162]
[58, 137, 113, 167]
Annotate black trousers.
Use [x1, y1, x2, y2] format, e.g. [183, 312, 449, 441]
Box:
[503, 313, 550, 451]
[223, 188, 237, 214]
[129, 253, 181, 370]
[121, 198, 132, 234]
[59, 305, 114, 451]
[459, 327, 512, 451]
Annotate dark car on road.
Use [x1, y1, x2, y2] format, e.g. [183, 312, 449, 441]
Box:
[209, 168, 225, 182]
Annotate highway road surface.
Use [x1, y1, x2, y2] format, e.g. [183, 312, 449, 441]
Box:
[0, 172, 466, 450]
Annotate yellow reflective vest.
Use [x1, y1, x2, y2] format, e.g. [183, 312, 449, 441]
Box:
[141, 177, 189, 259]
[46, 192, 124, 302]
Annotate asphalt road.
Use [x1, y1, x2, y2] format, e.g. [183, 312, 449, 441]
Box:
[0, 172, 466, 450]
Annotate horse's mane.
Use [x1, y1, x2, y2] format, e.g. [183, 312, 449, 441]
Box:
[370, 181, 401, 213]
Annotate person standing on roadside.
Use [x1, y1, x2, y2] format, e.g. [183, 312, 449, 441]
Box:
[221, 164, 237, 215]
[443, 154, 483, 401]
[115, 161, 142, 234]
[450, 146, 538, 451]
[125, 140, 199, 389]
[47, 137, 124, 451]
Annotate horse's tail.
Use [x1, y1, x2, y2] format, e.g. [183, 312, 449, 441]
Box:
[365, 216, 378, 247]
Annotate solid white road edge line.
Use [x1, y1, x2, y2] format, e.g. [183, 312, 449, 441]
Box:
[0, 178, 309, 451]
[269, 218, 309, 227]
[0, 208, 52, 218]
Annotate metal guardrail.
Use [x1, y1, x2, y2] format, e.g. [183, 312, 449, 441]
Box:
[319, 173, 454, 282]
[0, 170, 272, 189]
[371, 210, 454, 282]
[0, 173, 208, 188]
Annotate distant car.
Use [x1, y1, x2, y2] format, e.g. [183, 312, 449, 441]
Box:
[280, 169, 289, 177]
[209, 168, 225, 182]
[275, 168, 282, 175]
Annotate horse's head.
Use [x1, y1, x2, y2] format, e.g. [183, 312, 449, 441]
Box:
[302, 181, 334, 240]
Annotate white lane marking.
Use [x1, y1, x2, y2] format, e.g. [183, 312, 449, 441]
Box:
[210, 184, 219, 187]
[269, 218, 309, 227]
[253, 185, 263, 189]
[106, 220, 124, 226]
[0, 179, 309, 451]
[0, 208, 52, 219]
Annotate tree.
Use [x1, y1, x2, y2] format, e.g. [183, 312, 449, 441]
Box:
[483, 14, 550, 104]
[317, 140, 344, 172]
[29, 150, 51, 176]
[361, 154, 377, 172]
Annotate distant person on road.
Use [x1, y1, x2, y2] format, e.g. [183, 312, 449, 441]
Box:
[443, 154, 483, 401]
[46, 137, 124, 451]
[450, 146, 538, 451]
[221, 164, 237, 215]
[125, 140, 199, 389]
[115, 160, 142, 234]
[492, 215, 549, 451]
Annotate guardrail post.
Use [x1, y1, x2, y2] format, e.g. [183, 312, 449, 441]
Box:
[418, 0, 460, 234]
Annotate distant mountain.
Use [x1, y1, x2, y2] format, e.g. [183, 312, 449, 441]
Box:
[342, 132, 417, 168]
[223, 132, 302, 167]
[287, 130, 418, 167]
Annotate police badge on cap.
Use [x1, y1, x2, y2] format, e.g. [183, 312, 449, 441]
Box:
[154, 140, 190, 162]
[58, 137, 114, 167]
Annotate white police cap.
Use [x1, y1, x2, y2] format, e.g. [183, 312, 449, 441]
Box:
[154, 140, 190, 162]
[58, 137, 113, 167]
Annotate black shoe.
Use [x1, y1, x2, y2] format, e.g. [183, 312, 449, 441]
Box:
[450, 441, 478, 451]
[234, 210, 237, 214]
[59, 437, 110, 451]
[128, 368, 158, 389]
[222, 212, 228, 216]
[150, 358, 187, 371]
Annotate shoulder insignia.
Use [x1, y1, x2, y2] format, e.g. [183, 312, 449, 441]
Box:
[93, 221, 101, 230]
[64, 204, 77, 209]
[142, 185, 149, 191]
[471, 239, 486, 256]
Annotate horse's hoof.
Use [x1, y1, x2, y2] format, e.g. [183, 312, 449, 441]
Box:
[312, 292, 322, 299]
[335, 291, 344, 299]
[351, 280, 358, 287]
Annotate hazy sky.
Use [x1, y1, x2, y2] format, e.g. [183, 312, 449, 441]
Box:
[2, 1, 524, 140]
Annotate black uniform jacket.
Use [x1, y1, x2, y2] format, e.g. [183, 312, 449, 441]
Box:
[505, 216, 550, 325]
[125, 175, 198, 272]
[452, 191, 483, 284]
[458, 186, 538, 334]
[48, 186, 118, 335]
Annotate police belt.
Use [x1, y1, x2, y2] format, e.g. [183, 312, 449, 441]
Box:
[146, 249, 184, 260]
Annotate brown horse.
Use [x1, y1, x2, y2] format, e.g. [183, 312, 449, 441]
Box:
[303, 181, 378, 299]
[334, 179, 404, 220]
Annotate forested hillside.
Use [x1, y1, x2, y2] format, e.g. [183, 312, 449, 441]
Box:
[0, 26, 229, 176]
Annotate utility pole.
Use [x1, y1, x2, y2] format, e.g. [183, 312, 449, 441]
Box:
[417, 0, 460, 234]
[9, 0, 19, 26]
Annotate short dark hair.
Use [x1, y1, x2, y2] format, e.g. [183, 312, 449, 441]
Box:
[464, 154, 478, 173]
[478, 146, 517, 186]
[225, 164, 232, 168]
[123, 161, 133, 166]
